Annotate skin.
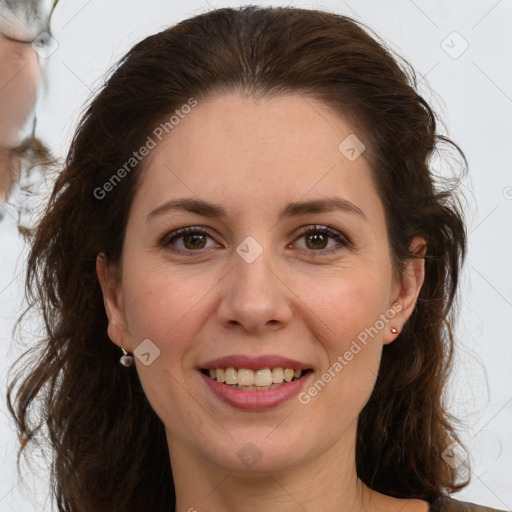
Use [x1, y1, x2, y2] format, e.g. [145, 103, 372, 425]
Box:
[0, 6, 42, 201]
[98, 92, 428, 512]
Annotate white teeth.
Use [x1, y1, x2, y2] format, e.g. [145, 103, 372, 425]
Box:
[271, 367, 284, 383]
[238, 368, 254, 386]
[254, 368, 272, 387]
[205, 367, 306, 388]
[225, 367, 237, 385]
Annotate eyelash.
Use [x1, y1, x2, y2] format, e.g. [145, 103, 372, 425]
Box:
[160, 225, 350, 257]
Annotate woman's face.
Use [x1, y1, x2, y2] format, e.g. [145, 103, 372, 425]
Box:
[99, 93, 424, 475]
[0, 6, 42, 149]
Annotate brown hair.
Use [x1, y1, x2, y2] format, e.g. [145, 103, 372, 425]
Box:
[7, 6, 469, 511]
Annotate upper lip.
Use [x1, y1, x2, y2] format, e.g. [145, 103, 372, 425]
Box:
[199, 354, 312, 371]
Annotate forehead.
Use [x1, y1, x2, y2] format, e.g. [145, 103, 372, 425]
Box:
[133, 93, 381, 220]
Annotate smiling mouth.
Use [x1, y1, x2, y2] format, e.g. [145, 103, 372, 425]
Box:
[200, 367, 313, 391]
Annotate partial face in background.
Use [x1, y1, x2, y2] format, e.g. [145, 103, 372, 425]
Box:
[99, 92, 425, 475]
[0, 2, 46, 149]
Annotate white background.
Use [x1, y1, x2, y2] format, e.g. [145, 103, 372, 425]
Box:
[1, 0, 511, 510]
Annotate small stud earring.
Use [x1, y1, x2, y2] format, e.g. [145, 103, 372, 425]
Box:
[390, 327, 399, 334]
[119, 347, 134, 367]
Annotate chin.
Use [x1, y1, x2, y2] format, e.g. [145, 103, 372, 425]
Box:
[199, 428, 312, 475]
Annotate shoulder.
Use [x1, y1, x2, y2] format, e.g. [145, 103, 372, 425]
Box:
[430, 496, 509, 512]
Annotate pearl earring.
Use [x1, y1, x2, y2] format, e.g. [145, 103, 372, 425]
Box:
[390, 327, 399, 334]
[119, 347, 134, 367]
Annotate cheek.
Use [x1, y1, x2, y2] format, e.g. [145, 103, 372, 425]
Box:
[298, 268, 391, 347]
[121, 261, 217, 354]
[294, 271, 389, 412]
[121, 265, 215, 431]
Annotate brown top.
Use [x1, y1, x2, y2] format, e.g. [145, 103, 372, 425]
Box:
[429, 496, 509, 512]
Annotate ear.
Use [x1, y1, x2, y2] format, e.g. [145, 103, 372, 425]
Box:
[383, 236, 426, 345]
[96, 253, 130, 351]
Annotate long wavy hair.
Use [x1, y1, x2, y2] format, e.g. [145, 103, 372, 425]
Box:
[8, 6, 469, 511]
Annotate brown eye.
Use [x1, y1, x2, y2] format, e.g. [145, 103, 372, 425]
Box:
[293, 225, 350, 255]
[161, 227, 219, 255]
[304, 232, 329, 250]
[182, 233, 207, 250]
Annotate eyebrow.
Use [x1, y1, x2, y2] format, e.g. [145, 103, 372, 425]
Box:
[147, 196, 367, 222]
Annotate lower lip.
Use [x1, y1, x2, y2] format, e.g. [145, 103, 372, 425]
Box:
[199, 371, 312, 411]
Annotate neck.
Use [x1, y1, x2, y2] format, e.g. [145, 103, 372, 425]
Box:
[168, 421, 380, 512]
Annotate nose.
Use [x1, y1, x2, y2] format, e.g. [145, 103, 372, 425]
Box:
[215, 242, 293, 334]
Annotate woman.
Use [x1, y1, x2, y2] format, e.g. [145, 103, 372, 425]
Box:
[7, 6, 505, 512]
